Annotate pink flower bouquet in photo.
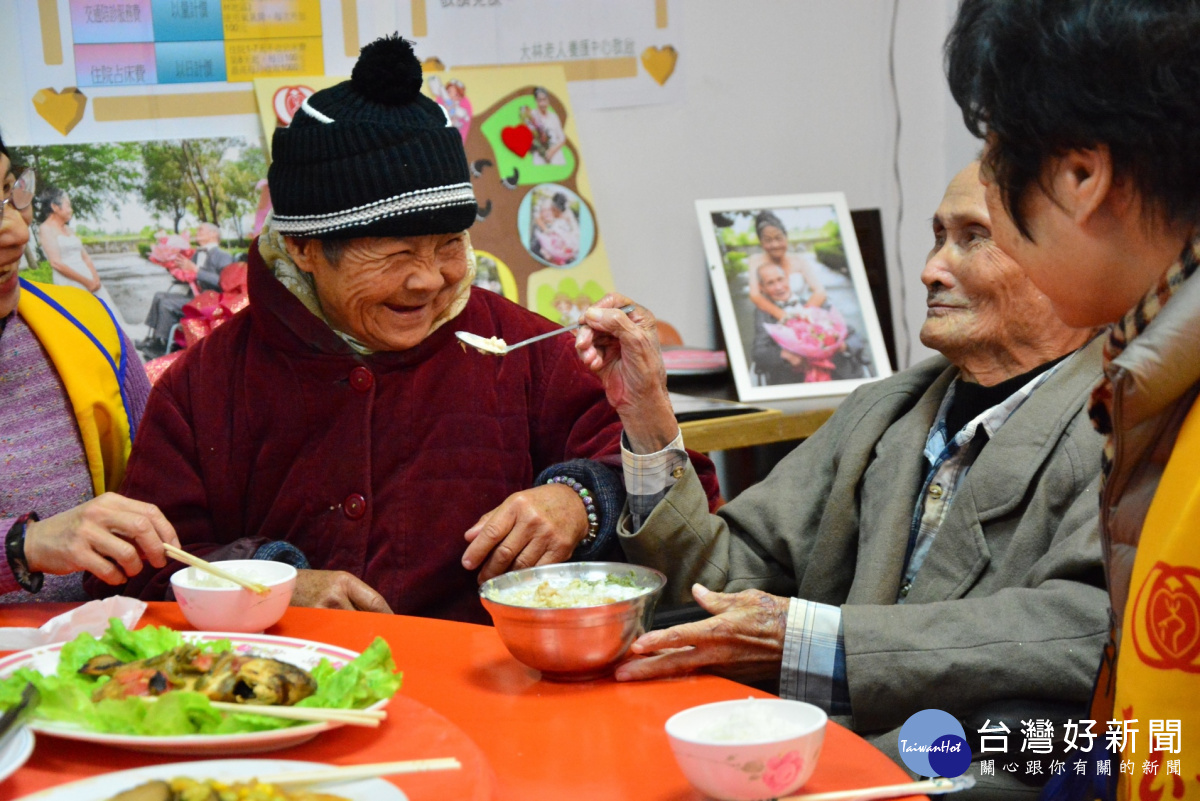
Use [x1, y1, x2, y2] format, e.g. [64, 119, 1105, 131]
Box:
[147, 235, 199, 295]
[764, 307, 848, 382]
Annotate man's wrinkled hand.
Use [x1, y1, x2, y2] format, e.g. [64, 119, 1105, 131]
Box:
[462, 483, 587, 583]
[614, 584, 790, 684]
[574, 293, 677, 454]
[292, 569, 393, 613]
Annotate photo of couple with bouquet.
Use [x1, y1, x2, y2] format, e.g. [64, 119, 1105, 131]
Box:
[711, 205, 879, 391]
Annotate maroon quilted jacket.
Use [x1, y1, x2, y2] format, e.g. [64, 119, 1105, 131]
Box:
[93, 244, 718, 622]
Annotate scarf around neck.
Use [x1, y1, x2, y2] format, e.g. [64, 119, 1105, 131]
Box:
[256, 220, 477, 355]
[1088, 238, 1200, 475]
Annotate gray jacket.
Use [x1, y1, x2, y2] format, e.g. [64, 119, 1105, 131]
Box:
[621, 338, 1109, 795]
[195, 245, 234, 293]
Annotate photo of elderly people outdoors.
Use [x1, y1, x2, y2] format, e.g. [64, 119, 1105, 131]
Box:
[698, 195, 891, 400]
[8, 135, 267, 374]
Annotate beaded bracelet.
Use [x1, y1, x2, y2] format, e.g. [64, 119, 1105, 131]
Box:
[546, 475, 599, 549]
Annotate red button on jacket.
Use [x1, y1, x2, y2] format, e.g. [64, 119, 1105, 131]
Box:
[350, 366, 374, 392]
[343, 493, 366, 520]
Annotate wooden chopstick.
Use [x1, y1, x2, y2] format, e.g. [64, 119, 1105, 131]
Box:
[164, 544, 269, 594]
[780, 776, 972, 801]
[139, 696, 385, 727]
[206, 701, 384, 727]
[254, 758, 462, 786]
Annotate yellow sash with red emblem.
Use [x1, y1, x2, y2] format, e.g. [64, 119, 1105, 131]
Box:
[1114, 395, 1200, 799]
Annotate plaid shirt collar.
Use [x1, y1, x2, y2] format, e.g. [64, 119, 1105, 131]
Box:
[925, 360, 1067, 468]
[1088, 238, 1200, 474]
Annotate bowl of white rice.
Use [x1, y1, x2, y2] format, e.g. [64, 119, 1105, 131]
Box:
[665, 698, 827, 800]
[479, 562, 666, 681]
[170, 559, 297, 633]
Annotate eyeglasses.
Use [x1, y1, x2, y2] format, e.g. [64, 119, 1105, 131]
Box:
[1, 168, 36, 212]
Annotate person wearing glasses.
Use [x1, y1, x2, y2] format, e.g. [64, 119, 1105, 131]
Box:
[0, 131, 178, 603]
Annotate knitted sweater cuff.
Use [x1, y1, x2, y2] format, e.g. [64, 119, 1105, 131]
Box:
[536, 459, 626, 561]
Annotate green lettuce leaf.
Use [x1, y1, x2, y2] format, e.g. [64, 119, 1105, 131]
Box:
[300, 637, 403, 710]
[0, 620, 402, 737]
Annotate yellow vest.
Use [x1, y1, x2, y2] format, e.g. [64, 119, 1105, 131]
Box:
[15, 278, 133, 496]
[1114, 394, 1200, 798]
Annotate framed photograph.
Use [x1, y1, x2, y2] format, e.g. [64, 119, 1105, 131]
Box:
[696, 193, 893, 401]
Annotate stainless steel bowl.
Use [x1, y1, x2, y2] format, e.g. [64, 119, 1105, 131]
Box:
[479, 562, 667, 681]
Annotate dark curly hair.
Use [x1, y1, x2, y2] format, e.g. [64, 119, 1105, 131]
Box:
[36, 187, 68, 224]
[946, 0, 1200, 239]
[754, 210, 786, 240]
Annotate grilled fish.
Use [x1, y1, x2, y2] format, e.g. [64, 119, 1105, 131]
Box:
[79, 645, 317, 705]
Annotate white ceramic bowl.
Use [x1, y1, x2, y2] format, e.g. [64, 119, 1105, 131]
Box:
[170, 560, 297, 633]
[666, 698, 827, 801]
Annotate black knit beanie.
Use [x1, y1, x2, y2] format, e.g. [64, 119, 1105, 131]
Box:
[268, 35, 477, 240]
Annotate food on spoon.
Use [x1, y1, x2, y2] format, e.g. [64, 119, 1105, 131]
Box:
[457, 331, 507, 355]
[106, 778, 349, 801]
[79, 644, 317, 705]
[488, 572, 649, 608]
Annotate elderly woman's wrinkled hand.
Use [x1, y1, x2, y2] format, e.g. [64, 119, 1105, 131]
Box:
[21, 493, 180, 586]
[613, 585, 789, 685]
[292, 569, 394, 614]
[575, 294, 678, 454]
[462, 483, 588, 583]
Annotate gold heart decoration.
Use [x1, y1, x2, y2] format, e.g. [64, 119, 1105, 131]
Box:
[641, 45, 678, 86]
[33, 87, 88, 136]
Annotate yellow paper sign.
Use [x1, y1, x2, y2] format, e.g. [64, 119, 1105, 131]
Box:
[227, 38, 324, 83]
[222, 0, 323, 41]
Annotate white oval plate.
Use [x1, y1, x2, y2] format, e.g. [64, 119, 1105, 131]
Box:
[0, 727, 34, 784]
[18, 758, 408, 800]
[0, 632, 389, 755]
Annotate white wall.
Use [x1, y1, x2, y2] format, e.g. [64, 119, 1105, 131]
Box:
[578, 0, 978, 368]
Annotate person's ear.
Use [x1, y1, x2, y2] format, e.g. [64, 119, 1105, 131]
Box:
[283, 236, 319, 275]
[1048, 146, 1125, 227]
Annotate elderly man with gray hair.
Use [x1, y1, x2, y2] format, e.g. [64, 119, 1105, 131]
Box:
[139, 222, 233, 357]
[179, 222, 234, 292]
[577, 162, 1109, 798]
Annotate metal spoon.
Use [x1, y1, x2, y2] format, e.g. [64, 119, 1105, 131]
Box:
[456, 304, 636, 356]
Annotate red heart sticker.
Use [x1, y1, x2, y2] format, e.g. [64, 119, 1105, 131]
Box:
[501, 125, 534, 158]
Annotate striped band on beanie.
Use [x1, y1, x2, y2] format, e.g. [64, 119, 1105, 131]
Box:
[267, 34, 478, 241]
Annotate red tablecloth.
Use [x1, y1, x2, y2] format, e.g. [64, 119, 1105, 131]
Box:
[2, 603, 925, 800]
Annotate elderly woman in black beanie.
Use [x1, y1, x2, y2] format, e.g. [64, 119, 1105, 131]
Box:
[100, 36, 720, 621]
